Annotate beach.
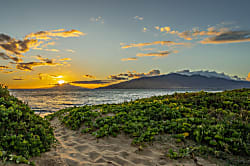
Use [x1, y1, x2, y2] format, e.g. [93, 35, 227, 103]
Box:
[29, 118, 217, 166]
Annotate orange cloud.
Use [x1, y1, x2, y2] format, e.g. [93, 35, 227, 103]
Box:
[25, 29, 85, 39]
[246, 72, 250, 81]
[121, 41, 190, 49]
[59, 58, 72, 61]
[121, 57, 138, 61]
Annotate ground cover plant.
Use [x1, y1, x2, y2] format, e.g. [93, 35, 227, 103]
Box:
[46, 88, 250, 165]
[0, 85, 55, 165]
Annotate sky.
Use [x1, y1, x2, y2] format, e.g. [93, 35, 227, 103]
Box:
[0, 0, 250, 89]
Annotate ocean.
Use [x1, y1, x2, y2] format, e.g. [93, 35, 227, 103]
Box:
[9, 89, 215, 116]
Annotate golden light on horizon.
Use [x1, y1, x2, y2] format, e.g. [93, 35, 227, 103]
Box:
[57, 80, 65, 85]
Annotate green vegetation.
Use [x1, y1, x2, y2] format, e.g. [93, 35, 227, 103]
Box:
[47, 88, 250, 165]
[0, 85, 55, 165]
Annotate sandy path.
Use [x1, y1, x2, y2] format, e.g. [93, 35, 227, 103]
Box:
[2, 118, 217, 166]
[27, 118, 218, 166]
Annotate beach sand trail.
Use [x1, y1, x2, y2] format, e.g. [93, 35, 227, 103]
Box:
[3, 118, 217, 166]
[28, 118, 217, 166]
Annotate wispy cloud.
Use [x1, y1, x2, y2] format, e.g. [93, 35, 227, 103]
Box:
[136, 50, 177, 57]
[13, 77, 24, 81]
[133, 16, 143, 21]
[90, 16, 104, 24]
[25, 29, 85, 39]
[200, 31, 250, 44]
[83, 74, 96, 79]
[59, 58, 72, 61]
[16, 55, 63, 71]
[121, 57, 138, 61]
[65, 49, 75, 53]
[0, 52, 22, 62]
[121, 41, 190, 49]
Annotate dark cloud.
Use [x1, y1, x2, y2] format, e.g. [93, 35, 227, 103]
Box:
[0, 34, 38, 55]
[0, 52, 22, 62]
[13, 77, 24, 80]
[83, 74, 96, 79]
[108, 75, 128, 80]
[16, 57, 61, 71]
[109, 69, 161, 80]
[0, 65, 11, 69]
[0, 34, 12, 42]
[200, 31, 250, 44]
[71, 80, 114, 84]
[136, 50, 177, 57]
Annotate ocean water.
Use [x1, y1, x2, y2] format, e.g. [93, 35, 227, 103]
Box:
[9, 89, 207, 116]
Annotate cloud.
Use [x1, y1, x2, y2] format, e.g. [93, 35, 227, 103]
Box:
[38, 73, 63, 80]
[0, 65, 11, 69]
[13, 77, 24, 80]
[90, 16, 104, 24]
[133, 16, 143, 21]
[59, 58, 72, 61]
[246, 72, 250, 81]
[109, 69, 161, 80]
[0, 29, 84, 72]
[121, 41, 189, 49]
[83, 74, 96, 79]
[200, 31, 250, 44]
[25, 29, 85, 39]
[136, 50, 177, 57]
[0, 34, 38, 55]
[175, 69, 245, 81]
[44, 48, 60, 52]
[71, 80, 113, 84]
[16, 56, 61, 71]
[154, 25, 228, 40]
[0, 52, 22, 62]
[121, 57, 138, 61]
[108, 75, 128, 80]
[65, 49, 75, 53]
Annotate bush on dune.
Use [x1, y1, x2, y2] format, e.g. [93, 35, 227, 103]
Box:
[47, 88, 250, 165]
[0, 85, 55, 165]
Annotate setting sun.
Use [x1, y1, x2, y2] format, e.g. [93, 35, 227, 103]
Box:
[57, 80, 65, 85]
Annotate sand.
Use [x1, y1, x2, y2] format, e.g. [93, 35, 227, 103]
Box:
[26, 118, 218, 166]
[1, 118, 218, 166]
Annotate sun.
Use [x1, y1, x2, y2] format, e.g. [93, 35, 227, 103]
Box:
[57, 80, 65, 85]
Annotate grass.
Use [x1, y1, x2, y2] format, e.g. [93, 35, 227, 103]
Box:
[0, 85, 55, 165]
[46, 88, 250, 165]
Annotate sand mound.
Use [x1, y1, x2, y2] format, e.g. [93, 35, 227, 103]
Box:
[19, 118, 217, 166]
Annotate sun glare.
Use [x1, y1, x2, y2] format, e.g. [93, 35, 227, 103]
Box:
[57, 80, 65, 85]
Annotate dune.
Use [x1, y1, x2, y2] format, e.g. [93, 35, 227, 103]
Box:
[25, 118, 218, 166]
